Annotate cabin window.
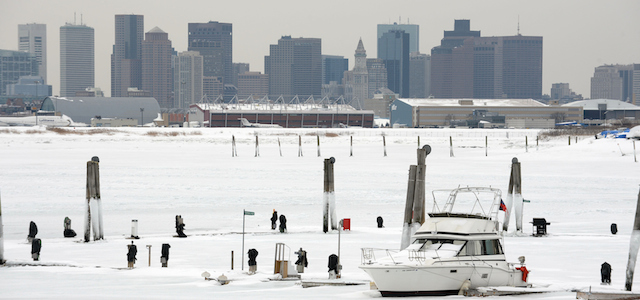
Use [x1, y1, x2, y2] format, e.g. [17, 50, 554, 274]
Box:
[412, 239, 464, 251]
[459, 239, 504, 256]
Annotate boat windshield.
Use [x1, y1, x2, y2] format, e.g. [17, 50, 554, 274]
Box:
[412, 238, 465, 251]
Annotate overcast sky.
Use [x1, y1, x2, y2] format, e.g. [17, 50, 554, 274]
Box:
[1, 0, 638, 98]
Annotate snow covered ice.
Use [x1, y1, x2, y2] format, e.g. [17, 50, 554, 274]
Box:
[0, 127, 639, 299]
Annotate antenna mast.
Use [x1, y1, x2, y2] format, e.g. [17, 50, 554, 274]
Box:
[517, 15, 520, 35]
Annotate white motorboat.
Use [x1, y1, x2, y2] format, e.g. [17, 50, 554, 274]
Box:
[360, 187, 529, 296]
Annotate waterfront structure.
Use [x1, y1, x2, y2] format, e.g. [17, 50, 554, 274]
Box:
[377, 23, 419, 53]
[378, 30, 410, 97]
[142, 27, 173, 108]
[187, 22, 233, 85]
[111, 14, 144, 97]
[18, 23, 47, 83]
[60, 23, 94, 97]
[430, 20, 542, 99]
[265, 36, 321, 99]
[173, 51, 203, 109]
[0, 49, 38, 95]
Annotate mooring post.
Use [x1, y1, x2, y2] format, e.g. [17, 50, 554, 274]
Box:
[323, 157, 337, 233]
[536, 136, 539, 150]
[0, 189, 4, 264]
[383, 135, 387, 157]
[449, 136, 454, 157]
[485, 136, 488, 157]
[634, 141, 637, 163]
[231, 250, 234, 270]
[254, 136, 259, 157]
[525, 136, 528, 153]
[85, 156, 103, 242]
[298, 135, 303, 157]
[418, 136, 420, 148]
[568, 136, 571, 146]
[146, 245, 152, 266]
[350, 136, 353, 157]
[401, 145, 431, 250]
[625, 187, 640, 291]
[317, 135, 321, 157]
[232, 135, 237, 157]
[278, 138, 282, 157]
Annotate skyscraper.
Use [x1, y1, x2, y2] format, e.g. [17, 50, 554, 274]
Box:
[409, 52, 430, 98]
[378, 30, 410, 97]
[60, 23, 94, 97]
[231, 62, 250, 88]
[173, 51, 203, 109]
[111, 14, 144, 97]
[187, 22, 233, 85]
[322, 55, 348, 85]
[377, 23, 419, 53]
[0, 49, 38, 96]
[265, 36, 321, 98]
[142, 27, 173, 108]
[431, 20, 542, 99]
[366, 58, 388, 99]
[18, 23, 47, 83]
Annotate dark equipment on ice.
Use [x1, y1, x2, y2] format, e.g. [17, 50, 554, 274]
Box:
[63, 217, 76, 238]
[611, 223, 618, 235]
[248, 248, 258, 273]
[127, 241, 137, 269]
[531, 218, 550, 236]
[328, 254, 339, 278]
[28, 221, 38, 242]
[377, 216, 384, 228]
[295, 248, 308, 273]
[31, 238, 41, 261]
[175, 215, 186, 237]
[271, 210, 278, 230]
[601, 262, 612, 284]
[161, 243, 170, 267]
[279, 215, 287, 233]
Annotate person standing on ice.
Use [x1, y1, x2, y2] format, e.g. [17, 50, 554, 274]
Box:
[270, 210, 278, 230]
[127, 241, 137, 269]
[175, 215, 186, 237]
[279, 214, 287, 233]
[28, 221, 38, 243]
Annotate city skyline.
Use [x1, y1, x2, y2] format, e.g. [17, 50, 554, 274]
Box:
[0, 0, 638, 98]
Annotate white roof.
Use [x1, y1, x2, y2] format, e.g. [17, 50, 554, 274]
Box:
[563, 99, 640, 110]
[396, 98, 547, 107]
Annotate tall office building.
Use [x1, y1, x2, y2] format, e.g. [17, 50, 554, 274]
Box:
[409, 52, 430, 98]
[265, 36, 321, 98]
[343, 39, 369, 109]
[231, 62, 250, 88]
[431, 20, 542, 99]
[173, 51, 203, 109]
[377, 23, 419, 53]
[590, 64, 640, 103]
[142, 27, 173, 108]
[187, 22, 233, 85]
[18, 23, 47, 83]
[111, 14, 144, 97]
[322, 55, 348, 85]
[366, 58, 388, 99]
[0, 49, 38, 95]
[378, 30, 410, 97]
[237, 71, 269, 99]
[60, 23, 94, 97]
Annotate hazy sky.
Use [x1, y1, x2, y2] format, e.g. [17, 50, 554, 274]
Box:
[1, 0, 638, 98]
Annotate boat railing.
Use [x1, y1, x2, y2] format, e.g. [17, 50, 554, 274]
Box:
[407, 249, 426, 264]
[360, 248, 400, 265]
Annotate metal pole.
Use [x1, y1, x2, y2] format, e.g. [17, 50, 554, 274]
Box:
[231, 250, 234, 270]
[242, 210, 245, 271]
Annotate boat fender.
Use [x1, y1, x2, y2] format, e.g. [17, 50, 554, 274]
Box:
[516, 266, 529, 282]
[458, 279, 471, 295]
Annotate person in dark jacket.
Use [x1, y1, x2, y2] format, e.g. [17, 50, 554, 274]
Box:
[63, 217, 77, 238]
[31, 238, 41, 261]
[328, 254, 339, 279]
[295, 248, 308, 273]
[279, 215, 287, 233]
[601, 262, 612, 284]
[270, 210, 278, 230]
[248, 248, 259, 274]
[127, 241, 137, 269]
[175, 215, 186, 237]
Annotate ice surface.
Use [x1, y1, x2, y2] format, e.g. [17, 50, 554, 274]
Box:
[0, 127, 639, 299]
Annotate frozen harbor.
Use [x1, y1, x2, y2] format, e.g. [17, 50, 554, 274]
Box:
[0, 127, 639, 299]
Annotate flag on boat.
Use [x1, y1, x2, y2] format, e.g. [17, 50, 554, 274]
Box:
[499, 199, 508, 213]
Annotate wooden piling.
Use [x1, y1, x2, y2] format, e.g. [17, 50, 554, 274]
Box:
[317, 135, 321, 157]
[298, 135, 303, 157]
[232, 135, 237, 157]
[418, 136, 420, 148]
[569, 136, 571, 145]
[383, 135, 387, 157]
[525, 136, 528, 152]
[485, 136, 488, 157]
[278, 138, 282, 157]
[350, 136, 353, 157]
[625, 187, 640, 291]
[449, 136, 454, 157]
[231, 250, 234, 270]
[323, 158, 336, 233]
[85, 158, 103, 242]
[254, 136, 259, 157]
[634, 141, 637, 163]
